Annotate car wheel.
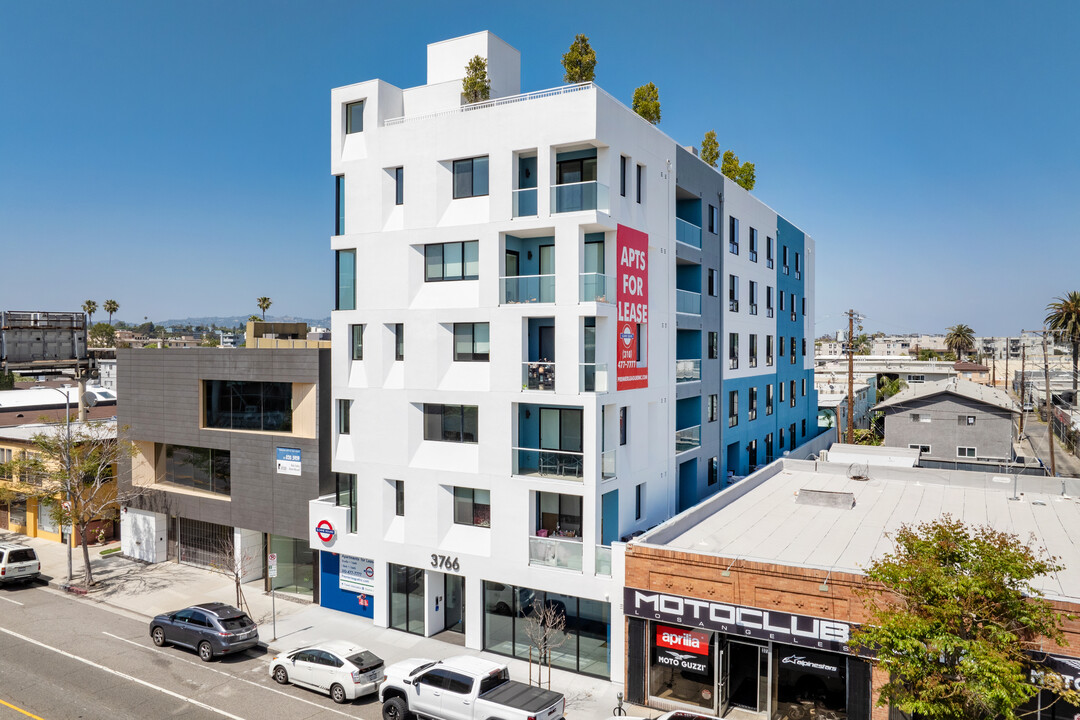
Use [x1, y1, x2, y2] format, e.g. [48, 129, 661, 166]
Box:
[151, 627, 166, 647]
[383, 696, 408, 720]
[198, 641, 214, 662]
[331, 683, 348, 704]
[273, 666, 289, 684]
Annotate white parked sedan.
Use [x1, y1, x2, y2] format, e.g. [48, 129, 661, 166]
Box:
[269, 640, 384, 703]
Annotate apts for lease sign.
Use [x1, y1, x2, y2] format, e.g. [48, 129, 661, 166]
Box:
[617, 224, 648, 390]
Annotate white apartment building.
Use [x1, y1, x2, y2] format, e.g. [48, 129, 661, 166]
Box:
[310, 32, 818, 682]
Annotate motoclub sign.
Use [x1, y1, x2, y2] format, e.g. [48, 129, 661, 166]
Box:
[617, 224, 648, 390]
[626, 588, 858, 654]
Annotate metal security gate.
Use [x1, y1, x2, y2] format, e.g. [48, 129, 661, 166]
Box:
[168, 517, 232, 572]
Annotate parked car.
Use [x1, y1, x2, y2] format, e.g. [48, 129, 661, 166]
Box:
[149, 602, 258, 661]
[269, 640, 384, 704]
[380, 655, 564, 720]
[0, 543, 40, 585]
[1023, 401, 1035, 412]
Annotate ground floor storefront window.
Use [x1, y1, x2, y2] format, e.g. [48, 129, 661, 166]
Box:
[267, 534, 314, 597]
[389, 564, 424, 635]
[482, 580, 610, 678]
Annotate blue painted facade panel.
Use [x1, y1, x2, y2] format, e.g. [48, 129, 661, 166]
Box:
[319, 551, 374, 619]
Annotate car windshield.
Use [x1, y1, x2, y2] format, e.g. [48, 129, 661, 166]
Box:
[347, 650, 382, 671]
[409, 661, 438, 677]
[220, 616, 253, 631]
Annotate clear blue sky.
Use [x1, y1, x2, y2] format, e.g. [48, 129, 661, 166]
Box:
[2, 1, 1077, 335]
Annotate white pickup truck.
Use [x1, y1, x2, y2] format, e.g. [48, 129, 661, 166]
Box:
[380, 655, 565, 720]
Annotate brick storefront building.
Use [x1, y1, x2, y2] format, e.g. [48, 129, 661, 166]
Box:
[622, 458, 1080, 720]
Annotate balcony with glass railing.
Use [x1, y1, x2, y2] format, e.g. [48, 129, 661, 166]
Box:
[580, 363, 609, 393]
[513, 447, 584, 480]
[676, 217, 702, 249]
[528, 535, 583, 572]
[501, 275, 555, 304]
[675, 425, 701, 454]
[601, 448, 616, 479]
[676, 289, 702, 315]
[579, 273, 615, 303]
[522, 362, 556, 391]
[595, 545, 612, 577]
[512, 188, 538, 217]
[552, 181, 609, 214]
[676, 359, 701, 383]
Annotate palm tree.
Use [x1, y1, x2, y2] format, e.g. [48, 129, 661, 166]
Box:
[256, 297, 272, 321]
[103, 299, 119, 325]
[945, 324, 975, 361]
[878, 376, 908, 401]
[82, 300, 98, 325]
[1045, 291, 1080, 395]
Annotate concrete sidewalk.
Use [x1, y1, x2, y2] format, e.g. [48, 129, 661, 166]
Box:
[0, 530, 636, 719]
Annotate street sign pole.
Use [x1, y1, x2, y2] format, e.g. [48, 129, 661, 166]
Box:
[268, 553, 278, 641]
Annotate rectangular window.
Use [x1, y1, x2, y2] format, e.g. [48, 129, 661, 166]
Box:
[802, 338, 807, 357]
[801, 378, 807, 396]
[766, 286, 774, 318]
[783, 246, 790, 275]
[395, 323, 404, 361]
[635, 483, 645, 520]
[394, 167, 404, 205]
[728, 216, 739, 254]
[620, 156, 628, 197]
[802, 297, 806, 316]
[749, 281, 758, 315]
[345, 100, 364, 134]
[158, 444, 231, 496]
[350, 324, 364, 360]
[425, 241, 479, 281]
[801, 419, 807, 437]
[795, 252, 801, 279]
[779, 336, 786, 358]
[708, 394, 718, 422]
[334, 175, 345, 235]
[708, 269, 718, 297]
[729, 275, 739, 312]
[203, 380, 292, 432]
[779, 382, 786, 403]
[779, 427, 785, 449]
[337, 399, 351, 435]
[453, 487, 491, 527]
[779, 290, 785, 312]
[453, 156, 489, 199]
[749, 228, 758, 262]
[729, 333, 739, 370]
[708, 457, 719, 485]
[766, 384, 774, 415]
[791, 293, 798, 322]
[959, 415, 977, 426]
[749, 387, 758, 421]
[790, 380, 797, 407]
[335, 473, 357, 531]
[620, 407, 628, 446]
[708, 331, 718, 360]
[791, 337, 797, 364]
[911, 414, 922, 422]
[728, 390, 739, 428]
[909, 444, 932, 453]
[749, 334, 758, 368]
[957, 447, 976, 458]
[636, 164, 643, 203]
[766, 236, 774, 268]
[395, 480, 405, 517]
[766, 335, 774, 366]
[423, 404, 479, 443]
[708, 205, 718, 234]
[453, 323, 490, 362]
[336, 249, 355, 311]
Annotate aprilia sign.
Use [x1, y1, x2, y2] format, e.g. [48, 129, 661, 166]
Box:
[626, 588, 857, 654]
[656, 625, 710, 655]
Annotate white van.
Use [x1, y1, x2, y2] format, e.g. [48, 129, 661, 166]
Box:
[0, 543, 41, 585]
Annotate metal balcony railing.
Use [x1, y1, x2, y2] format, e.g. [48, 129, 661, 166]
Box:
[676, 218, 702, 249]
[675, 425, 701, 454]
[579, 273, 615, 303]
[552, 181, 609, 213]
[676, 359, 701, 383]
[528, 535, 583, 572]
[500, 275, 555, 304]
[513, 447, 584, 480]
[512, 188, 538, 217]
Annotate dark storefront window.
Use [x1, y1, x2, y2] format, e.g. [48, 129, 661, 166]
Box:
[389, 564, 425, 635]
[482, 580, 610, 678]
[772, 644, 848, 720]
[203, 380, 293, 432]
[158, 444, 231, 496]
[649, 624, 716, 709]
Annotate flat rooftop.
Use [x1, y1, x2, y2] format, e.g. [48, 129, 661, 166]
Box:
[638, 459, 1080, 603]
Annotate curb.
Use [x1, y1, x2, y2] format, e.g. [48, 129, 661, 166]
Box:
[47, 578, 88, 596]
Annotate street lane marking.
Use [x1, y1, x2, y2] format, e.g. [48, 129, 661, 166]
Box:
[0, 697, 47, 720]
[0, 596, 24, 606]
[102, 632, 359, 718]
[0, 625, 249, 720]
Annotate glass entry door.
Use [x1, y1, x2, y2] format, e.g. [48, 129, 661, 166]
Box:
[726, 640, 769, 713]
[444, 574, 464, 634]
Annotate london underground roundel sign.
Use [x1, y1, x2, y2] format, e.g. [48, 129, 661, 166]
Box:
[315, 520, 335, 543]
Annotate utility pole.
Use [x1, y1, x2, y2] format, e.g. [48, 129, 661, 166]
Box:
[1042, 329, 1057, 478]
[1019, 344, 1027, 437]
[846, 309, 855, 444]
[1004, 338, 1010, 391]
[991, 340, 996, 387]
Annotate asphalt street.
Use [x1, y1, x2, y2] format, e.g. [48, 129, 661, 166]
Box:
[0, 583, 383, 720]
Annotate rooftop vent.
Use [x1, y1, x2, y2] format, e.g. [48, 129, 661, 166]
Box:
[796, 489, 856, 510]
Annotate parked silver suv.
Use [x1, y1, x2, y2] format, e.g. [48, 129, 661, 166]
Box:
[150, 602, 259, 661]
[0, 543, 40, 585]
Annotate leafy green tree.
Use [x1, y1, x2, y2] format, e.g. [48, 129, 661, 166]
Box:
[852, 516, 1079, 720]
[247, 314, 262, 323]
[632, 83, 660, 124]
[721, 150, 756, 191]
[945, 323, 976, 360]
[88, 323, 116, 348]
[700, 130, 719, 167]
[201, 333, 220, 347]
[561, 34, 596, 83]
[82, 300, 98, 325]
[103, 299, 119, 325]
[878, 375, 907, 401]
[1045, 291, 1080, 395]
[0, 371, 16, 390]
[461, 55, 491, 103]
[257, 296, 272, 321]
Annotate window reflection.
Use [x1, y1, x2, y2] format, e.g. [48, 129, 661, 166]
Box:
[203, 380, 293, 432]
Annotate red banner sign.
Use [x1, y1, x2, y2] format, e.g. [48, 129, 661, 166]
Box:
[617, 224, 648, 390]
[655, 625, 710, 655]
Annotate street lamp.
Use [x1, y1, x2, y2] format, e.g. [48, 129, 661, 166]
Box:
[49, 387, 74, 584]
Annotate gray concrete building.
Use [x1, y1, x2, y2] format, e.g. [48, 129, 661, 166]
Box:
[117, 347, 332, 599]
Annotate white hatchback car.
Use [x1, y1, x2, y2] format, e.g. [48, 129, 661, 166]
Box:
[269, 640, 384, 703]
